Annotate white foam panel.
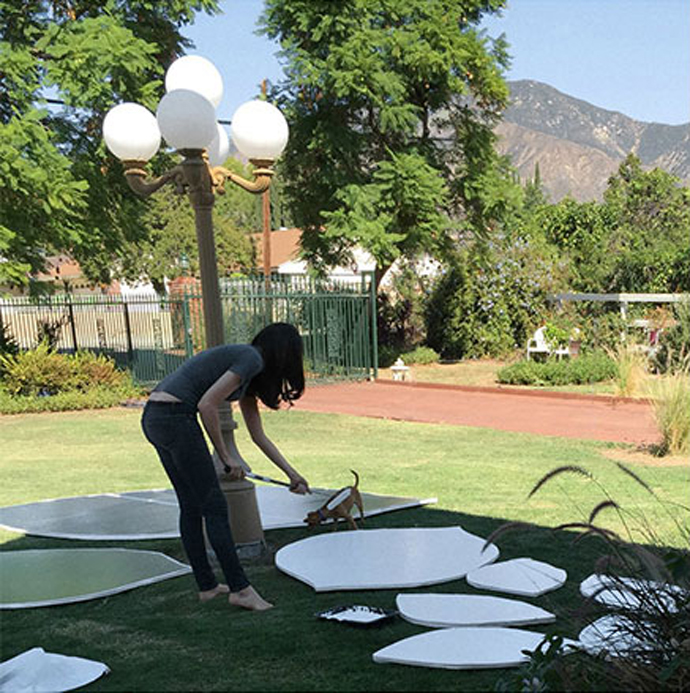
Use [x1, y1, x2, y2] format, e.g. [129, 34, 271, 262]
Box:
[275, 527, 499, 592]
[0, 648, 109, 692]
[373, 627, 550, 669]
[396, 593, 555, 628]
[466, 557, 566, 597]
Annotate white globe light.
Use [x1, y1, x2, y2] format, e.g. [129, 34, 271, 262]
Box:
[156, 89, 217, 150]
[102, 103, 160, 161]
[207, 124, 230, 167]
[230, 100, 289, 161]
[165, 55, 224, 108]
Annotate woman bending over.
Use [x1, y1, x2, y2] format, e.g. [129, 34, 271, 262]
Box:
[142, 322, 309, 611]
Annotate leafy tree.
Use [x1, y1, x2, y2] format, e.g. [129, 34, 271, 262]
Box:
[118, 158, 258, 292]
[260, 0, 511, 286]
[0, 0, 219, 287]
[535, 197, 618, 292]
[523, 162, 549, 210]
[531, 155, 690, 294]
[603, 154, 690, 292]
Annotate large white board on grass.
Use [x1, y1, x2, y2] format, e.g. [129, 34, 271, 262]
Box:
[396, 593, 556, 628]
[466, 557, 566, 597]
[0, 648, 109, 693]
[0, 549, 191, 609]
[578, 614, 654, 659]
[580, 573, 686, 613]
[0, 487, 436, 540]
[275, 527, 499, 592]
[372, 627, 556, 670]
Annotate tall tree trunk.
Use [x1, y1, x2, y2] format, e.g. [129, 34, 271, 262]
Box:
[374, 263, 392, 291]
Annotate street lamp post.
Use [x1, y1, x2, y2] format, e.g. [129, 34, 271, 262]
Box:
[103, 56, 289, 552]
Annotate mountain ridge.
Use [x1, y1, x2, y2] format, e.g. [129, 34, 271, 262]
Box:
[496, 80, 690, 201]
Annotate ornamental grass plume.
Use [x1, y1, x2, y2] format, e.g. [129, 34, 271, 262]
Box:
[647, 368, 690, 457]
[492, 463, 690, 692]
[608, 341, 649, 398]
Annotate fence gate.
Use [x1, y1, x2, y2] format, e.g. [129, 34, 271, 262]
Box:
[0, 274, 378, 385]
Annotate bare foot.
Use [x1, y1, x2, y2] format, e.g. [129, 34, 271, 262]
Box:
[229, 585, 274, 611]
[199, 584, 230, 602]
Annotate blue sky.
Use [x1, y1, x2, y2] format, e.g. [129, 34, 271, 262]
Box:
[183, 0, 690, 125]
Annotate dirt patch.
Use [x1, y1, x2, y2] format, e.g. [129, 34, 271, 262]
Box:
[601, 446, 689, 467]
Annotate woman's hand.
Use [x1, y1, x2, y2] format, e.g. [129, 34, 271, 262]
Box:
[288, 472, 310, 495]
[224, 461, 246, 482]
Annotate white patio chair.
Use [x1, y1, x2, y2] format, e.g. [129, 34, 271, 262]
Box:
[526, 327, 570, 360]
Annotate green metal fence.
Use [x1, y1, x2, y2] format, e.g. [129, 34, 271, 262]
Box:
[0, 275, 378, 384]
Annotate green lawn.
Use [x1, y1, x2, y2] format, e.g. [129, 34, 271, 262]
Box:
[1, 407, 688, 691]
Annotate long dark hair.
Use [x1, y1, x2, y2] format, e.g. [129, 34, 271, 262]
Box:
[248, 323, 305, 410]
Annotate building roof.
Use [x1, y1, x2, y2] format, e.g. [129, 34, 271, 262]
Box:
[252, 227, 302, 270]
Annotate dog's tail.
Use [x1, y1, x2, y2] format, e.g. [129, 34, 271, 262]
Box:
[350, 469, 359, 489]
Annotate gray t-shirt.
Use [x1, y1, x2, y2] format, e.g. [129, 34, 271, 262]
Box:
[153, 344, 264, 408]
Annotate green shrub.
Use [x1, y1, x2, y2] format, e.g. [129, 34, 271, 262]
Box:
[401, 346, 439, 365]
[497, 352, 616, 386]
[0, 321, 19, 358]
[0, 385, 139, 414]
[0, 343, 74, 396]
[425, 237, 566, 359]
[377, 345, 399, 369]
[578, 308, 628, 353]
[650, 298, 690, 375]
[66, 351, 132, 391]
[377, 265, 430, 355]
[0, 345, 137, 399]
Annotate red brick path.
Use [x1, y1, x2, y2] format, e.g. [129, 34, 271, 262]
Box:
[296, 380, 659, 446]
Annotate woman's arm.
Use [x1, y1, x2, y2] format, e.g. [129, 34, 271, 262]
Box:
[197, 371, 247, 480]
[239, 395, 310, 494]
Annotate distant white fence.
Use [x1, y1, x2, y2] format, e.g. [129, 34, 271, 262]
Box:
[551, 293, 688, 319]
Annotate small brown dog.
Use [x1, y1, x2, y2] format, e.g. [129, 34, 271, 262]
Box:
[304, 470, 364, 531]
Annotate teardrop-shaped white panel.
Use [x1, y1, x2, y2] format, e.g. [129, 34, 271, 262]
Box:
[373, 627, 552, 669]
[396, 593, 556, 628]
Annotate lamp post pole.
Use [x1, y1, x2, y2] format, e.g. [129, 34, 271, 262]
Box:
[105, 56, 289, 554]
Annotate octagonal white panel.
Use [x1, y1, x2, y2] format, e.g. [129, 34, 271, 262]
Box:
[466, 557, 566, 597]
[275, 527, 499, 592]
[396, 593, 555, 629]
[0, 487, 435, 540]
[580, 573, 685, 612]
[373, 627, 552, 670]
[579, 614, 654, 658]
[0, 549, 191, 609]
[0, 648, 109, 692]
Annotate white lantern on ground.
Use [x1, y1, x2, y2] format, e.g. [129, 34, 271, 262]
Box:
[230, 100, 289, 161]
[207, 124, 230, 167]
[102, 103, 161, 161]
[165, 55, 224, 108]
[156, 89, 217, 150]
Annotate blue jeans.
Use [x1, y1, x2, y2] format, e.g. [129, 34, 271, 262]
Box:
[141, 401, 250, 593]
